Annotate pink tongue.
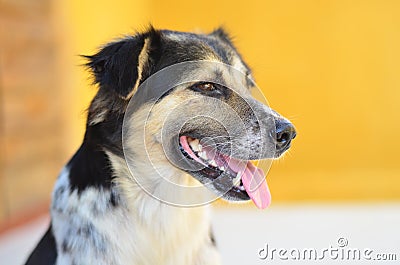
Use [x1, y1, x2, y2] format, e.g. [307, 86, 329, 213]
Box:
[224, 156, 271, 209]
[241, 162, 271, 209]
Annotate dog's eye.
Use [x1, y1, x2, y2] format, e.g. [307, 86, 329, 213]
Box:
[190, 82, 228, 98]
[191, 82, 216, 92]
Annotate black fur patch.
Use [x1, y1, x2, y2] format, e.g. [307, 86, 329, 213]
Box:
[67, 142, 114, 195]
[210, 227, 217, 247]
[61, 239, 70, 254]
[25, 225, 57, 265]
[109, 190, 119, 207]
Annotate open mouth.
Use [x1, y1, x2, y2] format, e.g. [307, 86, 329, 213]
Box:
[179, 135, 271, 209]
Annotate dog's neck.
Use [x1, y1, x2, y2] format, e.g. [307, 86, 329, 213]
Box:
[107, 149, 212, 232]
[51, 143, 218, 265]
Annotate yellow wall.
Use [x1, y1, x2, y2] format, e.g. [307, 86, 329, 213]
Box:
[62, 0, 400, 202]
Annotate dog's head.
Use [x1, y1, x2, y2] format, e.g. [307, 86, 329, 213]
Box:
[84, 27, 296, 209]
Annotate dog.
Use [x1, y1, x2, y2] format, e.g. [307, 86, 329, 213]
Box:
[25, 27, 296, 265]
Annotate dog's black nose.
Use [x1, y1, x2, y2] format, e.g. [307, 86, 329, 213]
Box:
[275, 120, 296, 153]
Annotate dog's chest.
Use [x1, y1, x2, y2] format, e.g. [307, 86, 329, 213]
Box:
[50, 167, 220, 265]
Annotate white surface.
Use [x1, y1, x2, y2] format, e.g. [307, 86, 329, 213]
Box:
[1, 204, 400, 265]
[213, 204, 400, 265]
[0, 215, 50, 265]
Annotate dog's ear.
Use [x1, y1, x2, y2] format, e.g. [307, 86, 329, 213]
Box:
[210, 27, 234, 45]
[84, 28, 161, 99]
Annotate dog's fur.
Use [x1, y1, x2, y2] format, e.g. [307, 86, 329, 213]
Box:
[25, 27, 295, 265]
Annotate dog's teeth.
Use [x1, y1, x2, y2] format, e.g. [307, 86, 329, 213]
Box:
[191, 145, 198, 152]
[233, 172, 242, 185]
[239, 185, 245, 191]
[190, 143, 199, 152]
[198, 151, 208, 160]
[220, 166, 225, 171]
[189, 138, 200, 151]
[198, 143, 202, 152]
[209, 159, 217, 167]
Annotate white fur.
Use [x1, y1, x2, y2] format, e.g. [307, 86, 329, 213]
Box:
[51, 160, 221, 265]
